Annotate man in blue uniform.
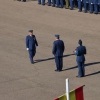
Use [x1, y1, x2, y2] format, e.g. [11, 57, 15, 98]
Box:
[38, 0, 41, 4]
[48, 0, 51, 6]
[93, 0, 98, 14]
[83, 0, 89, 13]
[52, 0, 56, 7]
[38, 0, 45, 5]
[56, 0, 64, 8]
[98, 0, 100, 12]
[74, 40, 86, 77]
[52, 34, 65, 72]
[89, 0, 94, 13]
[70, 0, 74, 10]
[42, 0, 45, 5]
[26, 30, 38, 64]
[78, 0, 83, 12]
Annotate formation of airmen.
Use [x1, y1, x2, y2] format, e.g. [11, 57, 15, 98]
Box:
[16, 0, 100, 14]
[38, 0, 100, 14]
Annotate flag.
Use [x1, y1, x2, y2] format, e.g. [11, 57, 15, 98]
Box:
[54, 85, 84, 100]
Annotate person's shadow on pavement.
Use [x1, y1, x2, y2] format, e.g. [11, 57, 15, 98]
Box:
[62, 62, 100, 77]
[34, 54, 74, 64]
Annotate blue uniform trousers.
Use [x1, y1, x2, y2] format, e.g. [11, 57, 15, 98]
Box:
[56, 0, 60, 7]
[98, 5, 100, 12]
[28, 50, 36, 63]
[77, 62, 85, 77]
[55, 56, 63, 71]
[48, 0, 51, 5]
[38, 0, 41, 4]
[52, 0, 56, 6]
[74, 0, 78, 7]
[90, 3, 94, 13]
[60, 0, 64, 8]
[84, 3, 89, 12]
[94, 4, 98, 13]
[70, 0, 74, 9]
[42, 0, 45, 5]
[78, 0, 82, 11]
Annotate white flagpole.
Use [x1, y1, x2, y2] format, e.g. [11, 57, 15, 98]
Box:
[66, 78, 70, 100]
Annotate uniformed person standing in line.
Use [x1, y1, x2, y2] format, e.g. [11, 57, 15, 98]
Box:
[52, 0, 56, 7]
[74, 40, 86, 77]
[48, 0, 51, 6]
[74, 0, 78, 7]
[52, 34, 65, 72]
[98, 0, 100, 12]
[93, 0, 98, 14]
[26, 30, 38, 64]
[56, 0, 60, 7]
[69, 0, 74, 10]
[59, 0, 64, 8]
[42, 0, 45, 5]
[65, 0, 69, 9]
[89, 0, 94, 13]
[38, 0, 45, 5]
[78, 0, 83, 12]
[83, 0, 89, 13]
[38, 0, 41, 4]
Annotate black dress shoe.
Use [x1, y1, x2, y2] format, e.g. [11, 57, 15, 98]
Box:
[84, 11, 87, 13]
[31, 62, 34, 64]
[76, 76, 82, 78]
[38, 3, 41, 5]
[70, 8, 73, 10]
[52, 5, 55, 7]
[90, 12, 93, 14]
[94, 13, 98, 14]
[78, 10, 82, 12]
[55, 69, 58, 72]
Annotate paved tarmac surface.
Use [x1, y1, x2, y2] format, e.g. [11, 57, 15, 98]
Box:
[0, 0, 100, 100]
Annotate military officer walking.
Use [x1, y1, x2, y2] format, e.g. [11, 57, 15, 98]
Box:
[74, 40, 86, 77]
[26, 30, 38, 64]
[52, 34, 65, 72]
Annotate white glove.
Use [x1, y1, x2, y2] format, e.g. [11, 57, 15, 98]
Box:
[26, 48, 29, 51]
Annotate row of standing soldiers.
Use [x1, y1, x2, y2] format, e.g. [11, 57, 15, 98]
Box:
[38, 0, 100, 14]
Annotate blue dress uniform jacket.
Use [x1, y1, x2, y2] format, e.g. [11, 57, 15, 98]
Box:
[76, 45, 86, 77]
[26, 35, 38, 63]
[52, 40, 64, 56]
[52, 40, 65, 71]
[76, 46, 86, 62]
[26, 35, 38, 50]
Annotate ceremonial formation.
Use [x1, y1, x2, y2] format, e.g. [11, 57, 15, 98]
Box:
[37, 0, 100, 14]
[16, 0, 100, 14]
